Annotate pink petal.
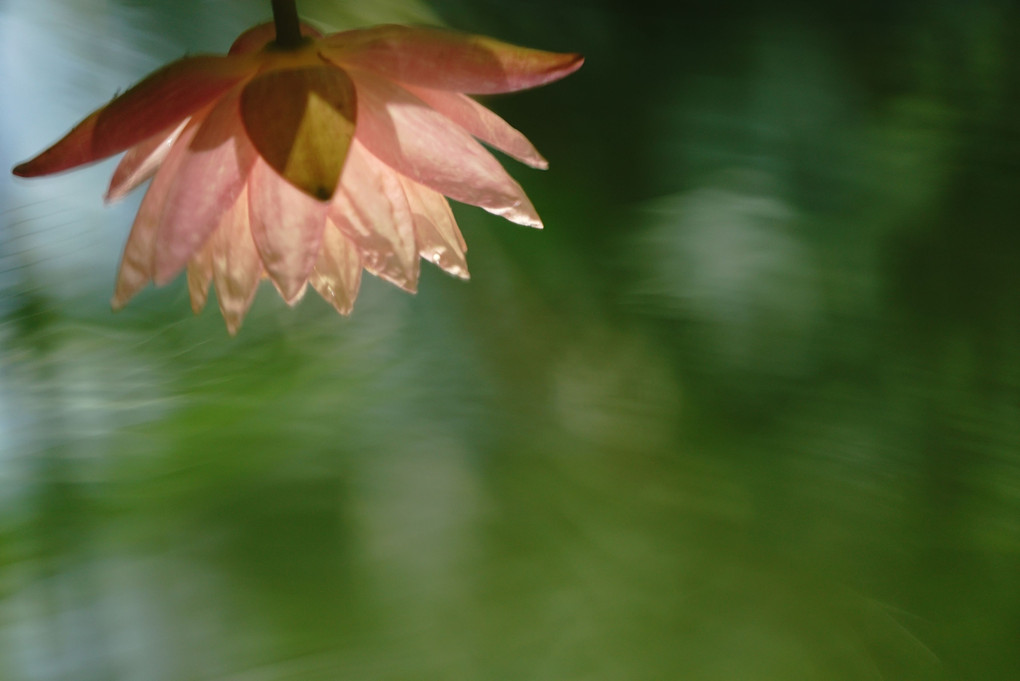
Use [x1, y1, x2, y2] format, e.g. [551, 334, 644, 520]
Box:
[321, 25, 583, 94]
[398, 176, 469, 280]
[153, 91, 255, 286]
[14, 55, 255, 177]
[248, 157, 327, 303]
[240, 65, 356, 200]
[105, 120, 187, 202]
[310, 219, 362, 315]
[330, 142, 419, 292]
[229, 22, 323, 56]
[288, 281, 310, 304]
[187, 242, 213, 314]
[403, 85, 548, 169]
[211, 185, 263, 334]
[349, 71, 542, 228]
[111, 120, 201, 309]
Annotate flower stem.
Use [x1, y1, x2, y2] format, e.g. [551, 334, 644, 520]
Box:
[271, 0, 304, 49]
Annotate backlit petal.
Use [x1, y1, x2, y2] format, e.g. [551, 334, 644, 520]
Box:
[111, 120, 201, 309]
[187, 242, 213, 314]
[154, 92, 255, 285]
[403, 85, 548, 169]
[105, 120, 187, 202]
[311, 219, 362, 315]
[350, 71, 542, 228]
[399, 175, 469, 280]
[14, 55, 255, 177]
[211, 185, 263, 335]
[331, 142, 419, 292]
[248, 158, 327, 302]
[240, 65, 356, 200]
[321, 25, 583, 94]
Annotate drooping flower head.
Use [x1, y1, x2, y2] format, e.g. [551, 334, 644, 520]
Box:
[13, 14, 582, 333]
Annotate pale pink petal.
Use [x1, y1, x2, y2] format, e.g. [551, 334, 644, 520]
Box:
[111, 120, 201, 309]
[331, 141, 419, 292]
[311, 219, 362, 314]
[321, 25, 583, 94]
[248, 158, 327, 303]
[154, 91, 255, 285]
[14, 55, 256, 177]
[349, 71, 542, 228]
[105, 120, 187, 202]
[211, 185, 263, 335]
[186, 242, 213, 313]
[240, 65, 356, 200]
[288, 282, 309, 305]
[398, 175, 469, 280]
[402, 85, 547, 169]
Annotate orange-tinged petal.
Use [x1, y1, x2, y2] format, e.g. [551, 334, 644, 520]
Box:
[111, 119, 202, 309]
[187, 242, 213, 314]
[311, 219, 362, 315]
[240, 65, 356, 200]
[403, 85, 548, 169]
[331, 142, 419, 292]
[321, 25, 583, 94]
[211, 185, 263, 335]
[153, 92, 255, 285]
[248, 157, 328, 302]
[349, 70, 542, 228]
[105, 120, 187, 202]
[399, 175, 469, 280]
[14, 55, 255, 177]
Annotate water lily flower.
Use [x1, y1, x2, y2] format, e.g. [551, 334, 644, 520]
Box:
[12, 16, 582, 333]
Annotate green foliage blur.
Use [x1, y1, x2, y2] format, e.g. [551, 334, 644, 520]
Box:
[2, 1, 1019, 679]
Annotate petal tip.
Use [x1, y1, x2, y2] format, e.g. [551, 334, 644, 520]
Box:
[551, 53, 584, 81]
[152, 265, 180, 288]
[493, 206, 543, 229]
[376, 273, 418, 294]
[536, 53, 583, 89]
[271, 279, 309, 306]
[12, 157, 57, 178]
[104, 178, 137, 203]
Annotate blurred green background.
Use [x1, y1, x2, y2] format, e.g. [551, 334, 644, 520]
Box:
[2, 0, 1019, 679]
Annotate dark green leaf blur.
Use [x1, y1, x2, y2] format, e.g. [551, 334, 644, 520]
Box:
[1, 1, 1018, 679]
